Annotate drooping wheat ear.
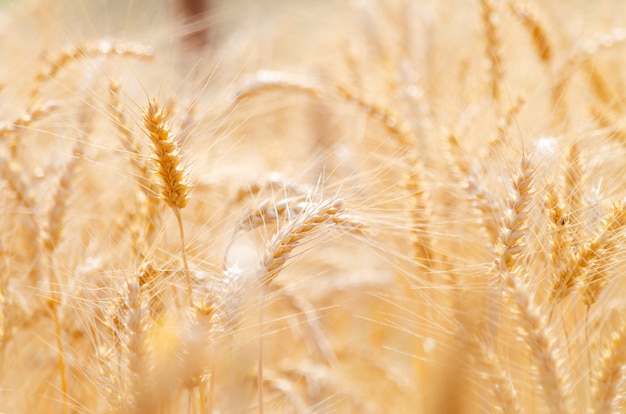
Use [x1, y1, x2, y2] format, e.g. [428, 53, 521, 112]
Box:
[581, 201, 626, 306]
[0, 101, 58, 156]
[144, 98, 189, 210]
[123, 272, 150, 413]
[551, 201, 626, 305]
[0, 101, 58, 138]
[552, 29, 626, 127]
[30, 41, 153, 99]
[335, 83, 413, 148]
[564, 143, 584, 239]
[504, 274, 571, 414]
[509, 2, 552, 64]
[406, 161, 435, 272]
[495, 157, 534, 275]
[237, 195, 367, 235]
[42, 142, 84, 253]
[143, 98, 193, 305]
[230, 71, 321, 105]
[481, 0, 503, 102]
[259, 197, 347, 287]
[591, 318, 626, 414]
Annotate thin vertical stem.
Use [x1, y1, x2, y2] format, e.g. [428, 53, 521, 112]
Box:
[174, 207, 193, 307]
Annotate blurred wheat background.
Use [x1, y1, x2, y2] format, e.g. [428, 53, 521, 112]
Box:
[2, 0, 626, 412]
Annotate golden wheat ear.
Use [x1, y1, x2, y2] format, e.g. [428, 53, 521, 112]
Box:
[143, 98, 193, 305]
[509, 2, 553, 65]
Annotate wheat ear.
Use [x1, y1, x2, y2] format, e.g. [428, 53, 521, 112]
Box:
[43, 142, 84, 253]
[256, 197, 347, 413]
[495, 157, 534, 275]
[0, 101, 58, 138]
[335, 83, 413, 148]
[258, 197, 346, 287]
[509, 2, 553, 64]
[30, 41, 153, 99]
[143, 98, 192, 306]
[581, 201, 626, 306]
[551, 201, 626, 305]
[40, 141, 84, 412]
[238, 195, 366, 235]
[0, 101, 58, 157]
[481, 0, 503, 102]
[123, 271, 150, 412]
[592, 318, 626, 414]
[231, 71, 320, 105]
[504, 274, 570, 414]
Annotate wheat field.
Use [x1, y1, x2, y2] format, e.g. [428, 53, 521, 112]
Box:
[2, 0, 626, 412]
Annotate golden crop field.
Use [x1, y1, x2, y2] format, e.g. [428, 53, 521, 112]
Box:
[2, 0, 626, 412]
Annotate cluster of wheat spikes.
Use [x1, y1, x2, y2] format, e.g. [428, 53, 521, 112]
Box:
[3, 0, 626, 412]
